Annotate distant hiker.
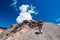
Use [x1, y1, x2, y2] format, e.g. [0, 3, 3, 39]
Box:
[37, 20, 43, 34]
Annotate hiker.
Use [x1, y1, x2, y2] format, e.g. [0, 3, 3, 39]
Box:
[37, 20, 43, 34]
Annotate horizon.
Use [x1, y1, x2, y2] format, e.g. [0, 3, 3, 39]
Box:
[0, 0, 60, 28]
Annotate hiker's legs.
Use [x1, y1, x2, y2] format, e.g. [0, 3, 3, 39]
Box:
[39, 27, 42, 34]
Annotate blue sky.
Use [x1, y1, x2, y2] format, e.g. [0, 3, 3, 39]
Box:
[0, 0, 60, 28]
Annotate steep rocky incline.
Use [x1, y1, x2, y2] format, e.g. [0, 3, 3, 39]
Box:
[7, 22, 60, 40]
[0, 20, 60, 40]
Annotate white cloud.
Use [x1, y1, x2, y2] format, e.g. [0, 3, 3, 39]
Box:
[56, 18, 60, 22]
[56, 18, 60, 21]
[58, 24, 60, 25]
[11, 0, 38, 23]
[56, 18, 60, 25]
[16, 4, 38, 23]
[10, 0, 18, 10]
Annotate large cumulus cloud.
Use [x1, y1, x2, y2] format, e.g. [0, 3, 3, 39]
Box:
[16, 4, 38, 23]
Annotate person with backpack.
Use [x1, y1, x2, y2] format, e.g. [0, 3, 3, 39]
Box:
[37, 20, 43, 34]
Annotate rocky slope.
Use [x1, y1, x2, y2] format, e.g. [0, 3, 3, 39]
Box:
[0, 20, 60, 40]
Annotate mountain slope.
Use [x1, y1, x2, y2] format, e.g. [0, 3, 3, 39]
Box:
[6, 22, 60, 40]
